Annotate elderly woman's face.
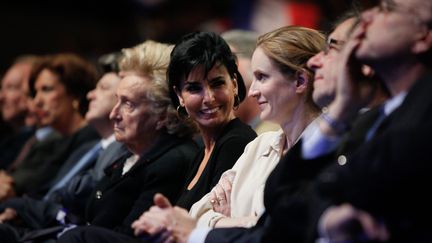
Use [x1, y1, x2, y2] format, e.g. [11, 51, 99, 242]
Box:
[110, 74, 160, 148]
[33, 69, 76, 130]
[176, 64, 237, 130]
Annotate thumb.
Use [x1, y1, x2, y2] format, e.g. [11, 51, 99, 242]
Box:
[154, 193, 172, 208]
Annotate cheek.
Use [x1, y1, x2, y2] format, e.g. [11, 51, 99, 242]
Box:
[183, 95, 202, 110]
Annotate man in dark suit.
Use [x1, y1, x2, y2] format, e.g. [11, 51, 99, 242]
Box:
[0, 57, 38, 169]
[179, 0, 432, 242]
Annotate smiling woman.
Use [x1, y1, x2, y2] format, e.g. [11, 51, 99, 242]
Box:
[167, 32, 257, 210]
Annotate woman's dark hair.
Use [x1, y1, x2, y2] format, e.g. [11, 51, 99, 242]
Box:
[29, 53, 98, 116]
[167, 31, 246, 108]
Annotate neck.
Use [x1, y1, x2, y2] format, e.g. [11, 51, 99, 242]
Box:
[127, 130, 161, 156]
[90, 119, 114, 139]
[280, 104, 318, 151]
[199, 118, 234, 150]
[376, 60, 425, 97]
[57, 114, 86, 136]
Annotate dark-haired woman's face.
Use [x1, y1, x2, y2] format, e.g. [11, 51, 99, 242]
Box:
[176, 64, 237, 131]
[33, 69, 76, 131]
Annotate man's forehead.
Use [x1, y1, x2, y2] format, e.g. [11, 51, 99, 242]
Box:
[329, 17, 356, 42]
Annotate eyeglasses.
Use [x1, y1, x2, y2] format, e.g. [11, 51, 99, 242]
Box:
[323, 38, 346, 55]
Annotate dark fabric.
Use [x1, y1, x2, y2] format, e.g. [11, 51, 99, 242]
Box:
[11, 125, 100, 196]
[175, 118, 256, 210]
[206, 73, 432, 243]
[85, 132, 199, 235]
[0, 126, 35, 169]
[53, 141, 127, 215]
[58, 225, 145, 243]
[0, 142, 126, 243]
[41, 140, 100, 197]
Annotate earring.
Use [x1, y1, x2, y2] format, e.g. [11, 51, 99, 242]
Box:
[233, 94, 240, 111]
[72, 100, 79, 111]
[176, 105, 190, 119]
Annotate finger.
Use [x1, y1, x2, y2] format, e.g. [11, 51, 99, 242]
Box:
[356, 211, 389, 241]
[213, 184, 226, 203]
[154, 193, 172, 208]
[219, 178, 232, 205]
[209, 190, 218, 206]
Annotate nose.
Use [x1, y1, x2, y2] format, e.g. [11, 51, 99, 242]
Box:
[87, 89, 95, 101]
[33, 91, 43, 108]
[248, 80, 259, 98]
[202, 85, 215, 104]
[109, 101, 121, 121]
[307, 51, 324, 71]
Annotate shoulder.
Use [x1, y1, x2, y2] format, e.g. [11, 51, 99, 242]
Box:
[218, 119, 257, 145]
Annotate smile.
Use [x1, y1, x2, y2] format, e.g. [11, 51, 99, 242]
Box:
[200, 106, 220, 114]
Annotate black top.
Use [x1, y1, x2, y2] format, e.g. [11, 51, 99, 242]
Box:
[175, 118, 256, 210]
[0, 126, 35, 169]
[85, 132, 199, 235]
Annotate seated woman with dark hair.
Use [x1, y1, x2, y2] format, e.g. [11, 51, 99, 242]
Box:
[0, 53, 100, 201]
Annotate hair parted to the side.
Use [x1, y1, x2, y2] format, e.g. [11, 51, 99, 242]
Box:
[120, 40, 197, 138]
[257, 26, 326, 111]
[167, 31, 247, 110]
[29, 53, 99, 116]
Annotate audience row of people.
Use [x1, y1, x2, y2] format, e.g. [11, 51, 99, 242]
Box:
[0, 0, 430, 242]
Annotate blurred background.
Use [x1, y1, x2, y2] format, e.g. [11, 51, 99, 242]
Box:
[0, 0, 377, 74]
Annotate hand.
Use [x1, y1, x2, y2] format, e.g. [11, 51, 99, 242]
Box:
[209, 171, 235, 216]
[132, 194, 173, 236]
[319, 204, 390, 242]
[168, 206, 197, 243]
[0, 170, 13, 184]
[0, 180, 16, 202]
[321, 26, 378, 136]
[132, 193, 197, 243]
[0, 208, 17, 223]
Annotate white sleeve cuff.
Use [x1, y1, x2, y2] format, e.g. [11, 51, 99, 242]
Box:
[188, 227, 212, 243]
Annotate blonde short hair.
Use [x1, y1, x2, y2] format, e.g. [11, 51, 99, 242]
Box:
[120, 40, 196, 137]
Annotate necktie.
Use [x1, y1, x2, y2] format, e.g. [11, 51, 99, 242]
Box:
[365, 106, 386, 141]
[44, 142, 103, 200]
[7, 135, 37, 172]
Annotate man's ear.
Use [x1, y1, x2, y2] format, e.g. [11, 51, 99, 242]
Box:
[412, 29, 432, 54]
[295, 71, 309, 94]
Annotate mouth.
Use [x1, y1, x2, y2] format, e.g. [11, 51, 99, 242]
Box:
[200, 106, 220, 115]
[257, 101, 267, 109]
[113, 124, 123, 131]
[36, 110, 48, 119]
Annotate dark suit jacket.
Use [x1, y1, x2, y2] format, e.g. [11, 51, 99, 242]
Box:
[0, 141, 127, 243]
[0, 126, 35, 169]
[37, 140, 100, 195]
[206, 72, 432, 243]
[11, 125, 100, 196]
[85, 132, 199, 235]
[55, 141, 127, 215]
